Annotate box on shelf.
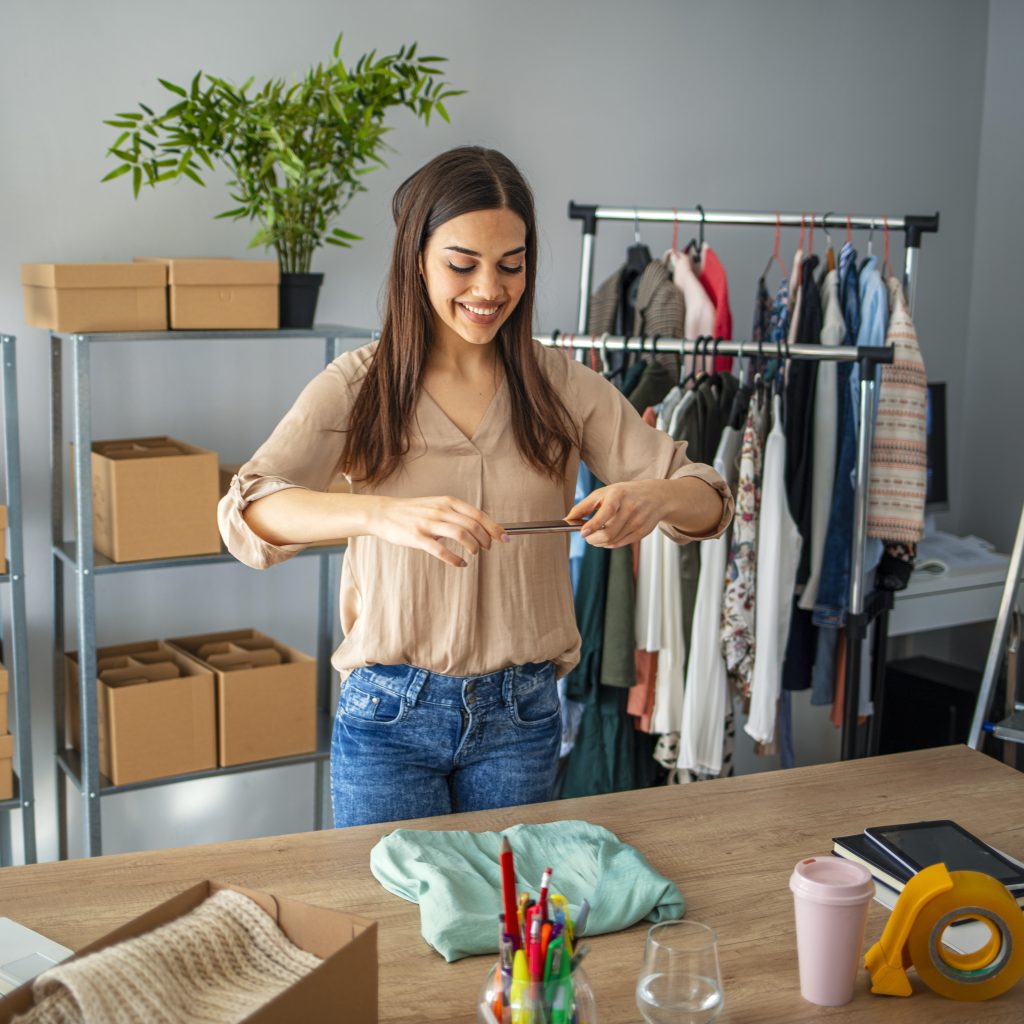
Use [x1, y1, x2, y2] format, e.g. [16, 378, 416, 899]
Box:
[0, 881, 378, 1024]
[169, 629, 316, 767]
[134, 257, 279, 330]
[0, 504, 7, 574]
[0, 732, 12, 800]
[20, 262, 167, 332]
[64, 641, 217, 785]
[0, 659, 8, 734]
[74, 436, 220, 562]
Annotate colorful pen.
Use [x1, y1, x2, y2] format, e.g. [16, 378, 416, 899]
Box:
[550, 986, 568, 1024]
[510, 949, 530, 1024]
[540, 921, 553, 966]
[538, 866, 552, 921]
[500, 837, 521, 952]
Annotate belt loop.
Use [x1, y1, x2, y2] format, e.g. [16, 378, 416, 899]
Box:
[404, 667, 429, 707]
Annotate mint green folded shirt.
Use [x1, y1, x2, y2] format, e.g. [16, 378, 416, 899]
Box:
[369, 819, 685, 961]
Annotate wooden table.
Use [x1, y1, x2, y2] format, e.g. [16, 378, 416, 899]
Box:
[2, 746, 1023, 1021]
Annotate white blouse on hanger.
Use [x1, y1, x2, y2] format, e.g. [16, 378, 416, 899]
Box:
[746, 393, 803, 745]
[677, 422, 742, 776]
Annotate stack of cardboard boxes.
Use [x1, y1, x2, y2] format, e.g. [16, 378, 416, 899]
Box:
[65, 631, 317, 785]
[21, 257, 280, 332]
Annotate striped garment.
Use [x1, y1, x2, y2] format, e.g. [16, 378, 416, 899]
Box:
[866, 278, 928, 544]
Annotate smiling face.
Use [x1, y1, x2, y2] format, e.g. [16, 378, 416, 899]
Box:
[420, 207, 528, 351]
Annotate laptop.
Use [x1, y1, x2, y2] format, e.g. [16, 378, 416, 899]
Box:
[0, 918, 72, 996]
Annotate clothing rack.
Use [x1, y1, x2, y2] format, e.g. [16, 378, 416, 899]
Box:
[561, 201, 940, 761]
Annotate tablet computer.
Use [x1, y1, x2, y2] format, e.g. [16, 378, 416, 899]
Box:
[864, 819, 1024, 894]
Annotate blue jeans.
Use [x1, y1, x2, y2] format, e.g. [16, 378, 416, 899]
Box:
[331, 661, 562, 828]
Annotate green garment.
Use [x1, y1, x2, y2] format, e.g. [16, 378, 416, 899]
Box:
[369, 820, 685, 961]
[600, 362, 676, 689]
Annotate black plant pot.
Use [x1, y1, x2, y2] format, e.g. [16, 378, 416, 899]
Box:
[279, 272, 324, 329]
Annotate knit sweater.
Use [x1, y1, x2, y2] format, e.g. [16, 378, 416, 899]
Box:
[15, 890, 322, 1024]
[866, 278, 928, 544]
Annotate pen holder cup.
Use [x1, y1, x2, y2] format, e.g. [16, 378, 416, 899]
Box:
[478, 957, 598, 1024]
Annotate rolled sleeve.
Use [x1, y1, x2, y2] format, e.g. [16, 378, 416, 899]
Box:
[218, 351, 367, 570]
[217, 473, 309, 570]
[657, 462, 735, 545]
[565, 354, 733, 546]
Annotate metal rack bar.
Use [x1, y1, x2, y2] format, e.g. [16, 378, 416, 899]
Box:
[567, 201, 940, 761]
[51, 326, 352, 858]
[0, 337, 36, 865]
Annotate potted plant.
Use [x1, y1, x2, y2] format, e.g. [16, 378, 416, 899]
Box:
[102, 36, 463, 327]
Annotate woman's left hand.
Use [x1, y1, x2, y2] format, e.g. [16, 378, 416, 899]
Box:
[566, 480, 670, 548]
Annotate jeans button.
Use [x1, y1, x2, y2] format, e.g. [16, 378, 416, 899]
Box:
[466, 680, 477, 694]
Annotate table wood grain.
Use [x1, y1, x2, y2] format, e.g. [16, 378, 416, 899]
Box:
[2, 746, 1022, 1021]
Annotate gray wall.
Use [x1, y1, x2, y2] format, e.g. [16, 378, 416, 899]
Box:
[960, 0, 1024, 553]
[0, 0, 1003, 862]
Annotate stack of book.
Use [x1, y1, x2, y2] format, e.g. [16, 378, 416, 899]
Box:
[831, 819, 1024, 909]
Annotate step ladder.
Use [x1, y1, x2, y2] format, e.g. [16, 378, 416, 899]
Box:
[968, 499, 1024, 752]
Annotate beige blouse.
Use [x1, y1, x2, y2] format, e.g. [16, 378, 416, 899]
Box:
[218, 341, 734, 678]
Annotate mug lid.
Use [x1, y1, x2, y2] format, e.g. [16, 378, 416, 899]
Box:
[789, 856, 875, 905]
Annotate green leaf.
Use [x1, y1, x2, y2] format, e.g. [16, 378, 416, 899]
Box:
[101, 164, 132, 182]
[132, 165, 142, 197]
[139, 103, 155, 116]
[214, 207, 248, 219]
[435, 100, 449, 123]
[158, 78, 187, 97]
[330, 227, 362, 240]
[181, 165, 205, 186]
[104, 119, 139, 129]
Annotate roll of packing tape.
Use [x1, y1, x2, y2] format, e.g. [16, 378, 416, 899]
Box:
[865, 863, 1024, 1001]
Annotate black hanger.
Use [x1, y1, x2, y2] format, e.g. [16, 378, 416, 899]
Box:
[626, 210, 652, 275]
[686, 204, 706, 262]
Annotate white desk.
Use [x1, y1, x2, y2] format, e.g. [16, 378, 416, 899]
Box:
[890, 558, 1014, 637]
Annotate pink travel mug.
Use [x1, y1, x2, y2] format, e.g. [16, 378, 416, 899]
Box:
[789, 856, 875, 1006]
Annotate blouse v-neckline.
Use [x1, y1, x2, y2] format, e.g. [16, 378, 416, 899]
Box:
[420, 376, 508, 447]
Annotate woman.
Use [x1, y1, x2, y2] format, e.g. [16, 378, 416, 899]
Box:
[219, 146, 734, 827]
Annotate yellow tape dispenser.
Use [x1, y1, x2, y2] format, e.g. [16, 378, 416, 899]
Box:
[865, 862, 1024, 1001]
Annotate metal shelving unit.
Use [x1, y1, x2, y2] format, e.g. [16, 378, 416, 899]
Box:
[0, 335, 37, 865]
[50, 325, 356, 858]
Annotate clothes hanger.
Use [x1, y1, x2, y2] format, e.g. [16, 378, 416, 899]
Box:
[598, 332, 611, 376]
[626, 209, 652, 274]
[679, 335, 703, 389]
[822, 211, 835, 270]
[761, 211, 789, 284]
[685, 204, 706, 268]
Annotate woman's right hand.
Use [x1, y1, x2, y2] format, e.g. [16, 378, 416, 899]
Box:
[370, 495, 509, 567]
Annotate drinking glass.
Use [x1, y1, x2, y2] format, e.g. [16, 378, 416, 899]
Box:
[635, 920, 724, 1024]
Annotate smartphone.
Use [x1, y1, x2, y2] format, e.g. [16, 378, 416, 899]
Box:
[864, 819, 1024, 895]
[501, 519, 587, 535]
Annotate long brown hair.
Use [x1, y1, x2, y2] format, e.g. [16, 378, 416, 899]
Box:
[342, 146, 579, 485]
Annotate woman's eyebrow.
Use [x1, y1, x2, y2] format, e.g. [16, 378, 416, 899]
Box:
[444, 245, 527, 258]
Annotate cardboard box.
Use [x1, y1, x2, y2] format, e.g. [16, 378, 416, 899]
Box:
[0, 659, 8, 734]
[21, 262, 167, 332]
[0, 732, 12, 801]
[0, 504, 7, 574]
[78, 436, 220, 562]
[169, 629, 316, 767]
[136, 257, 279, 330]
[0, 881, 377, 1023]
[65, 641, 217, 785]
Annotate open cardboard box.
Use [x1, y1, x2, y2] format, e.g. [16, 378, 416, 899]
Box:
[0, 881, 377, 1023]
[77, 436, 221, 562]
[169, 629, 316, 767]
[21, 262, 168, 332]
[135, 257, 279, 330]
[64, 641, 217, 785]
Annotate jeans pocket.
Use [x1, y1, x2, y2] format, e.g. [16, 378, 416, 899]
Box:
[508, 665, 560, 729]
[339, 675, 405, 725]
